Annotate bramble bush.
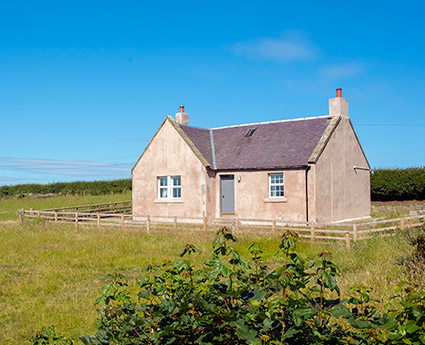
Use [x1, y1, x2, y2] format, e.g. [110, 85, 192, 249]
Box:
[30, 227, 425, 345]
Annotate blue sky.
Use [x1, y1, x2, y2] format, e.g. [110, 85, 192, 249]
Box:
[1, 0, 424, 185]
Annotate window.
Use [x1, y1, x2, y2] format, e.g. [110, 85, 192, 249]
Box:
[172, 176, 181, 198]
[158, 176, 181, 199]
[245, 128, 257, 137]
[158, 177, 168, 198]
[269, 173, 284, 198]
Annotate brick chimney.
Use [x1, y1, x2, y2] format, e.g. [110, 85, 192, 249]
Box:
[175, 105, 189, 125]
[329, 88, 349, 118]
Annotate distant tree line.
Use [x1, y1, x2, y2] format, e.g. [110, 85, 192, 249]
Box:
[1, 168, 424, 201]
[0, 179, 132, 198]
[371, 167, 425, 201]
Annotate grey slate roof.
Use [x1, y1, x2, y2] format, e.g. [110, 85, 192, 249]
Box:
[177, 125, 213, 167]
[179, 116, 330, 170]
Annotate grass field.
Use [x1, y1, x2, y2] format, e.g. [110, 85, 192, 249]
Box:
[372, 199, 425, 219]
[0, 192, 132, 221]
[0, 194, 424, 344]
[0, 220, 419, 344]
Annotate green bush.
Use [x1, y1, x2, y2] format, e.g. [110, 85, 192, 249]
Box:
[31, 326, 73, 344]
[0, 179, 132, 198]
[77, 228, 421, 344]
[371, 167, 425, 201]
[31, 227, 425, 344]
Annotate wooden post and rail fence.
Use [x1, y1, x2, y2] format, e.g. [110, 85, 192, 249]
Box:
[18, 200, 425, 250]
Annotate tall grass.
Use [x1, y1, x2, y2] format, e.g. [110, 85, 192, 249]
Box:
[0, 221, 416, 344]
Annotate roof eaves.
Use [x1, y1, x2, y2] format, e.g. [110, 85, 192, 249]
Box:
[168, 117, 211, 168]
[308, 116, 341, 164]
[215, 165, 309, 172]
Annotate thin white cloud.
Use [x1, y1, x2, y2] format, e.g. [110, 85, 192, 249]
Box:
[0, 175, 42, 185]
[0, 157, 132, 178]
[231, 30, 318, 62]
[320, 62, 364, 79]
[285, 62, 365, 96]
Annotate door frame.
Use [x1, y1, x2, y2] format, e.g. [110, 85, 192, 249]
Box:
[219, 174, 235, 216]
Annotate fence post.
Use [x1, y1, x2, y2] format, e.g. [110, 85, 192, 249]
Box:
[236, 217, 240, 235]
[97, 213, 101, 228]
[310, 222, 315, 242]
[121, 214, 125, 229]
[174, 216, 177, 230]
[37, 210, 41, 219]
[19, 209, 24, 225]
[400, 218, 406, 230]
[231, 225, 236, 236]
[203, 216, 208, 232]
[146, 215, 151, 234]
[272, 219, 276, 234]
[75, 212, 79, 231]
[345, 232, 351, 250]
[54, 210, 58, 224]
[353, 224, 358, 241]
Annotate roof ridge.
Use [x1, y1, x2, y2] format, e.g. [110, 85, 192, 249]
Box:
[211, 115, 330, 130]
[178, 123, 209, 131]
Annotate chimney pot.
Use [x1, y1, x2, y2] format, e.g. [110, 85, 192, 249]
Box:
[179, 105, 184, 113]
[336, 88, 342, 98]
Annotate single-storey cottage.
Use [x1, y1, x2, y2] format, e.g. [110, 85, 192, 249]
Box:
[132, 89, 371, 223]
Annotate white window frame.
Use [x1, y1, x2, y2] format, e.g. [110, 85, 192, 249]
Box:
[158, 176, 181, 199]
[269, 173, 284, 198]
[171, 176, 181, 199]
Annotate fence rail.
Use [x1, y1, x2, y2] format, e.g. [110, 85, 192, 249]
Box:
[19, 202, 425, 250]
[30, 200, 132, 214]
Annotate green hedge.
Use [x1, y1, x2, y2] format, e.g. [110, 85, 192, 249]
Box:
[2, 167, 424, 201]
[0, 179, 132, 198]
[371, 167, 425, 201]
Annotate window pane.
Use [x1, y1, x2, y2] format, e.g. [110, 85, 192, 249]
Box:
[160, 187, 168, 198]
[159, 177, 168, 186]
[276, 186, 284, 197]
[271, 186, 284, 197]
[172, 176, 181, 186]
[271, 173, 283, 184]
[173, 187, 181, 198]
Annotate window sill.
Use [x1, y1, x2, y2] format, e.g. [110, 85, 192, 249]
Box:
[154, 199, 183, 204]
[264, 197, 287, 203]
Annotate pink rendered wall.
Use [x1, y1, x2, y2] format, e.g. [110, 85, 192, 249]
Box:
[314, 118, 371, 222]
[132, 119, 209, 218]
[215, 169, 308, 222]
